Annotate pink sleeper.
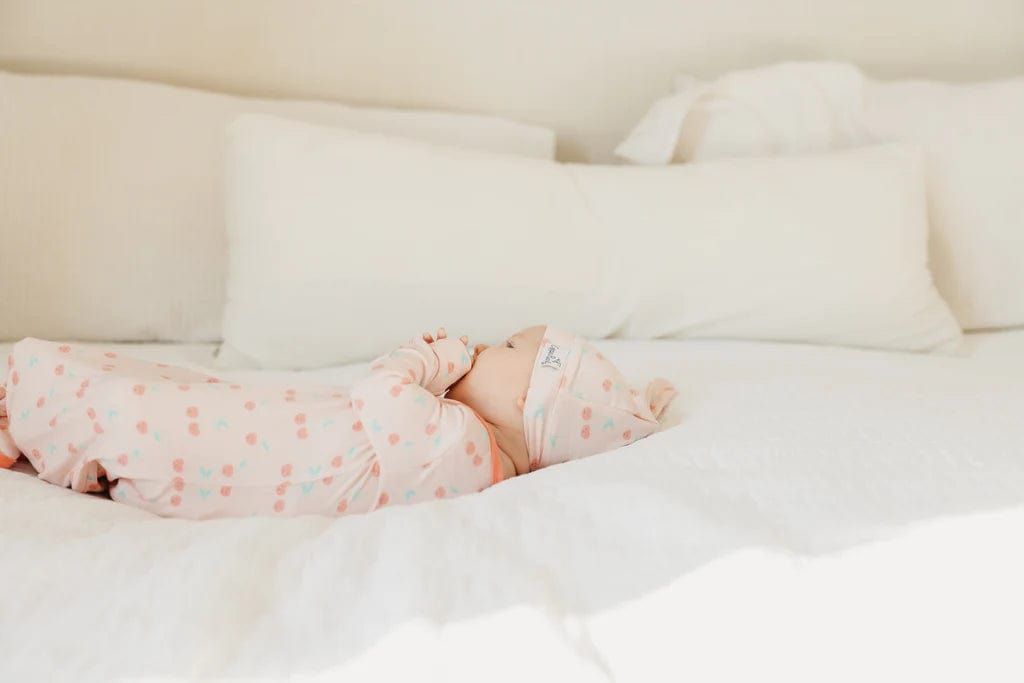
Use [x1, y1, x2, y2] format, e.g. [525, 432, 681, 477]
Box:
[0, 337, 502, 518]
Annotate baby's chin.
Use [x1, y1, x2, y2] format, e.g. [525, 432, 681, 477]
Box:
[446, 374, 501, 422]
[444, 375, 471, 405]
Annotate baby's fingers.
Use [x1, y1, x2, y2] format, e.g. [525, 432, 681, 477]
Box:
[424, 328, 464, 346]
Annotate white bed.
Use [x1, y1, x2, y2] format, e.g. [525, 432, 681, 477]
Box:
[4, 2, 1024, 681]
[3, 332, 1023, 681]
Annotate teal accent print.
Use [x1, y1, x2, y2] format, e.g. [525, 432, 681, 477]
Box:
[413, 394, 427, 406]
[433, 435, 442, 447]
[449, 486, 459, 495]
[549, 435, 558, 448]
[260, 400, 270, 407]
[370, 419, 383, 433]
[261, 439, 270, 452]
[199, 466, 213, 479]
[216, 419, 229, 430]
[107, 408, 119, 421]
[19, 409, 30, 420]
[308, 465, 322, 476]
[86, 475, 96, 483]
[321, 419, 336, 428]
[348, 446, 358, 456]
[198, 488, 211, 500]
[239, 459, 247, 469]
[48, 388, 55, 399]
[116, 488, 127, 500]
[132, 449, 141, 461]
[153, 432, 162, 442]
[68, 371, 77, 379]
[301, 482, 315, 495]
[404, 489, 416, 501]
[351, 487, 361, 501]
[403, 441, 414, 447]
[48, 444, 56, 455]
[533, 405, 545, 420]
[28, 356, 39, 367]
[603, 418, 614, 429]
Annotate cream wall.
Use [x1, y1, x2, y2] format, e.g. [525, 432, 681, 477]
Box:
[2, 0, 1023, 161]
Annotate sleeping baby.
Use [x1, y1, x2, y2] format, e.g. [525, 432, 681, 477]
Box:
[0, 326, 675, 519]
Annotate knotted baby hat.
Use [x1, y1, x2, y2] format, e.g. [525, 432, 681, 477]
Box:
[522, 327, 676, 470]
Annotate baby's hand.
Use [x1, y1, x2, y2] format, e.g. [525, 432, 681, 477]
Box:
[422, 327, 470, 349]
[417, 328, 474, 394]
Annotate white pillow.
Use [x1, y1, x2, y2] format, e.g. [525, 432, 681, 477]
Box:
[221, 114, 960, 369]
[615, 62, 1024, 331]
[864, 79, 1024, 331]
[615, 62, 870, 166]
[0, 71, 555, 343]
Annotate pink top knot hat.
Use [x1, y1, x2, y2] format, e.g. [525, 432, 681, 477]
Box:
[522, 327, 677, 471]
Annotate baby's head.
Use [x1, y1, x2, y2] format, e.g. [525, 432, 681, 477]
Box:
[447, 325, 676, 474]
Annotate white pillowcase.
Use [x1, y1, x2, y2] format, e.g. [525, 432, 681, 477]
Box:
[864, 79, 1024, 331]
[221, 114, 960, 369]
[220, 115, 622, 369]
[0, 71, 555, 343]
[615, 62, 870, 165]
[615, 62, 1024, 331]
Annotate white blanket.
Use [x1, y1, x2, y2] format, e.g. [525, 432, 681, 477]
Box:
[2, 333, 1023, 682]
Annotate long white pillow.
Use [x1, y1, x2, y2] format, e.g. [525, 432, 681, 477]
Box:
[0, 71, 555, 343]
[615, 62, 1024, 331]
[221, 114, 960, 369]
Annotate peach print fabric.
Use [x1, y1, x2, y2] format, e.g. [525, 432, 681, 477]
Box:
[0, 337, 500, 519]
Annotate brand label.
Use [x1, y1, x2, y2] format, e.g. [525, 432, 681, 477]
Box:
[539, 343, 568, 370]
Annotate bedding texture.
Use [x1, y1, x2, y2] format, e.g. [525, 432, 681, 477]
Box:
[0, 71, 556, 344]
[220, 114, 960, 369]
[615, 62, 1024, 331]
[2, 332, 1023, 681]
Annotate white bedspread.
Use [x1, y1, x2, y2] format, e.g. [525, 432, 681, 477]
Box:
[2, 333, 1023, 682]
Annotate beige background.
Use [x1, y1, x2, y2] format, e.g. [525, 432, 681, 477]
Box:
[2, 0, 1023, 161]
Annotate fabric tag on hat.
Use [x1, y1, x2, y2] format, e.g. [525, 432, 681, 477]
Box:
[538, 342, 569, 371]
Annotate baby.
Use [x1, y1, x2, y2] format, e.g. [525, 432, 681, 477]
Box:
[0, 326, 675, 519]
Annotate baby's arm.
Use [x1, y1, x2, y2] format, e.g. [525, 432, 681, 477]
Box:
[349, 330, 479, 468]
[366, 328, 473, 396]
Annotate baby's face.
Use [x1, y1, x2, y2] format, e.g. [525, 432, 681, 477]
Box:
[446, 326, 546, 429]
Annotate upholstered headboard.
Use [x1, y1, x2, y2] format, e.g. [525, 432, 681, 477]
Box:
[2, 0, 1023, 161]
